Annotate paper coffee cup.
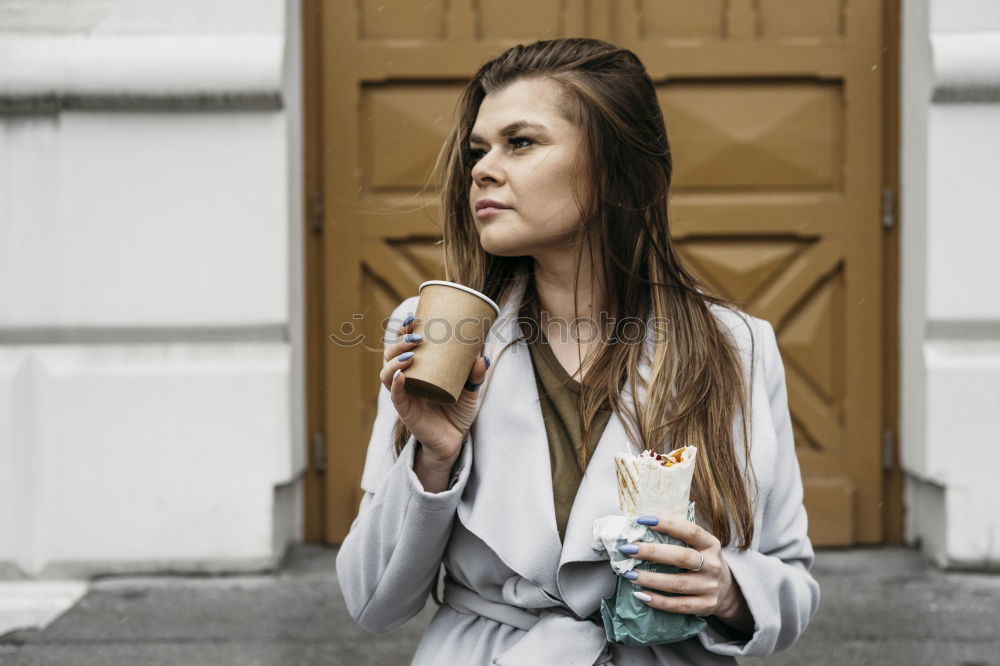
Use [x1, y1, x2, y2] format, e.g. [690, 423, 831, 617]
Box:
[403, 280, 500, 404]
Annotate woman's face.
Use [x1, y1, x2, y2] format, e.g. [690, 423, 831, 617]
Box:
[468, 77, 587, 259]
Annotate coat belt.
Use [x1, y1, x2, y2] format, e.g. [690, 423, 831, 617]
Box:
[442, 577, 613, 666]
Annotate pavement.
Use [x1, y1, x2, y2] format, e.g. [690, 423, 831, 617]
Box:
[1, 545, 998, 666]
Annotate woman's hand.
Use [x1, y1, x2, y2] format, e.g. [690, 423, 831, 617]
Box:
[379, 312, 490, 479]
[618, 515, 755, 636]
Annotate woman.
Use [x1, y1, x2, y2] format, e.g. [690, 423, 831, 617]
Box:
[336, 38, 819, 665]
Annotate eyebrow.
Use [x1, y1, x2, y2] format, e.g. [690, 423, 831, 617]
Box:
[468, 121, 548, 145]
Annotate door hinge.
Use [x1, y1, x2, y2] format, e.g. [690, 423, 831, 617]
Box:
[310, 188, 324, 235]
[881, 427, 895, 470]
[881, 187, 895, 230]
[311, 429, 327, 473]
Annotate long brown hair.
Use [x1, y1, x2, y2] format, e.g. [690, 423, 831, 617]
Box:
[391, 38, 757, 549]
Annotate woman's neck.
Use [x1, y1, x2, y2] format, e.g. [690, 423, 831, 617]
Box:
[531, 246, 608, 345]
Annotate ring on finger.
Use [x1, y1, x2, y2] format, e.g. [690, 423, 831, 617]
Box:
[464, 379, 483, 392]
[688, 550, 705, 573]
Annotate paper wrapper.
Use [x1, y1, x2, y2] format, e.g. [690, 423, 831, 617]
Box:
[592, 446, 707, 646]
[593, 505, 707, 646]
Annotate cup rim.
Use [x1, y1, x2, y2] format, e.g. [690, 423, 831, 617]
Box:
[418, 280, 501, 316]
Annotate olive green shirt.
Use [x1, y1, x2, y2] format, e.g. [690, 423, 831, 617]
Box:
[521, 304, 613, 543]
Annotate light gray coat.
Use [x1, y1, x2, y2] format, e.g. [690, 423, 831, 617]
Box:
[336, 274, 820, 665]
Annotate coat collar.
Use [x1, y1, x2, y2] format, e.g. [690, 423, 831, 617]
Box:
[457, 272, 654, 614]
[457, 272, 562, 596]
[557, 318, 655, 616]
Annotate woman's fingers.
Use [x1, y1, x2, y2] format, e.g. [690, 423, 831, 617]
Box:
[620, 515, 731, 618]
[619, 542, 711, 572]
[383, 311, 419, 361]
[625, 569, 713, 596]
[460, 353, 491, 396]
[379, 312, 423, 391]
[388, 364, 414, 418]
[379, 349, 416, 392]
[635, 515, 720, 551]
[383, 331, 424, 364]
[632, 589, 716, 617]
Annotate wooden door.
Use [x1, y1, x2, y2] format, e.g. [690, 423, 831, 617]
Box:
[621, 1, 886, 546]
[305, 0, 890, 546]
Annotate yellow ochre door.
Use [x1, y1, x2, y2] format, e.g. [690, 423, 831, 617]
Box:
[304, 0, 889, 547]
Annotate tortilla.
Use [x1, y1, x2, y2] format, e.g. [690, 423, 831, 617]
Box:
[613, 446, 697, 519]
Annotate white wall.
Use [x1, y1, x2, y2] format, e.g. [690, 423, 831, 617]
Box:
[901, 0, 1000, 567]
[0, 0, 305, 578]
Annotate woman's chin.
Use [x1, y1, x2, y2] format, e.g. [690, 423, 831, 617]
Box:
[477, 233, 529, 258]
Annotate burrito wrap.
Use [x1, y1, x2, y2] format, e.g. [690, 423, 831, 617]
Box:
[614, 446, 697, 519]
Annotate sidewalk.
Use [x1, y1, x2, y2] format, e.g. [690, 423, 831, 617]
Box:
[1, 545, 998, 665]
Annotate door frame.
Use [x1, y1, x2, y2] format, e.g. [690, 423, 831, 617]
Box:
[302, 0, 326, 542]
[881, 0, 903, 544]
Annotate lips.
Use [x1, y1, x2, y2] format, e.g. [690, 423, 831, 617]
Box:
[474, 199, 511, 219]
[475, 199, 510, 211]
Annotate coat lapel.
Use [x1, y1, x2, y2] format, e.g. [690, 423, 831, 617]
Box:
[456, 274, 563, 597]
[453, 282, 769, 621]
[556, 330, 656, 616]
[552, 306, 761, 618]
[457, 271, 657, 614]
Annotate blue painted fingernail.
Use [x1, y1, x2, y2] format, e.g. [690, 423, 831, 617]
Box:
[623, 570, 639, 580]
[619, 544, 640, 555]
[484, 354, 491, 369]
[398, 351, 414, 361]
[636, 516, 659, 526]
[402, 313, 414, 326]
[633, 591, 653, 603]
[405, 333, 423, 342]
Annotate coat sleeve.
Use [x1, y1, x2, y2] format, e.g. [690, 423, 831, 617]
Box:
[698, 317, 821, 656]
[335, 296, 474, 634]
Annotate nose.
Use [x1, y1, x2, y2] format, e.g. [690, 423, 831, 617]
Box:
[471, 149, 504, 188]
